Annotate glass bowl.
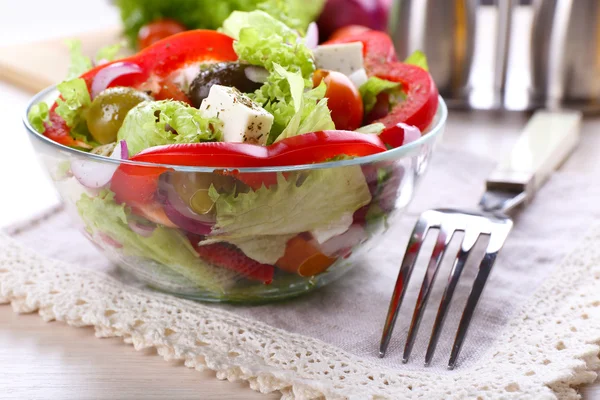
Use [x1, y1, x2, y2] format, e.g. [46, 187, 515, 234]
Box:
[23, 86, 447, 303]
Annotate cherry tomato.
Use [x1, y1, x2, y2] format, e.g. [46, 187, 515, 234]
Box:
[313, 70, 363, 131]
[138, 19, 187, 49]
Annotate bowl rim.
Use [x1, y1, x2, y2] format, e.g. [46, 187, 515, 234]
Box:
[23, 85, 447, 173]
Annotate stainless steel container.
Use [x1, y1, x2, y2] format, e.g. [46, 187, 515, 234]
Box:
[388, 0, 478, 102]
[530, 0, 600, 110]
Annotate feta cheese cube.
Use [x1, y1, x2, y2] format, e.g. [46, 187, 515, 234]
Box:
[200, 85, 273, 145]
[313, 42, 364, 76]
[348, 68, 369, 89]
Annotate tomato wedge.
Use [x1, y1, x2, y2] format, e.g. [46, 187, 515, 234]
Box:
[324, 30, 397, 71]
[370, 62, 439, 141]
[110, 131, 387, 212]
[43, 103, 92, 149]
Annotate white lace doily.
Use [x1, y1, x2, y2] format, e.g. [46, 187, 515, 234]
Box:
[1, 221, 599, 399]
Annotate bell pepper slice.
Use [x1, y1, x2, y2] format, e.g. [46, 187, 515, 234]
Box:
[370, 61, 439, 145]
[110, 131, 387, 213]
[44, 30, 237, 148]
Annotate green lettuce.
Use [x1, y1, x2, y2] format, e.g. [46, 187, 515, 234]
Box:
[115, 0, 324, 46]
[222, 11, 321, 142]
[404, 50, 429, 71]
[77, 191, 235, 291]
[117, 100, 223, 155]
[200, 234, 294, 264]
[95, 42, 125, 63]
[66, 39, 125, 79]
[55, 78, 99, 147]
[27, 102, 50, 133]
[273, 65, 334, 142]
[65, 40, 93, 80]
[359, 77, 401, 114]
[208, 167, 371, 238]
[355, 123, 386, 135]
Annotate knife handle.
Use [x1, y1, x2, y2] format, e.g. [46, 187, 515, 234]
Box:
[486, 110, 582, 196]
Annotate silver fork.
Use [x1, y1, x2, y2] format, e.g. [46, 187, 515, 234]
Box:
[378, 110, 582, 368]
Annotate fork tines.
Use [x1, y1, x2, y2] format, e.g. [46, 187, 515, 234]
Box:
[378, 209, 512, 369]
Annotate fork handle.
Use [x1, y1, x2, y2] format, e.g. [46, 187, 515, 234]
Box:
[486, 110, 582, 196]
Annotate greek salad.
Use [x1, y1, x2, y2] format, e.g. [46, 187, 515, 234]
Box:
[28, 11, 438, 297]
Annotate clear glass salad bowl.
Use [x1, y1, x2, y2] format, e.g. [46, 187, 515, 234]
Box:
[23, 86, 447, 303]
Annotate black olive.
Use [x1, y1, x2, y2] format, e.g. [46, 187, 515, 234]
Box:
[188, 62, 263, 108]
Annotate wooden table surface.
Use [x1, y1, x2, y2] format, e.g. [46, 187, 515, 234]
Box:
[0, 1, 598, 399]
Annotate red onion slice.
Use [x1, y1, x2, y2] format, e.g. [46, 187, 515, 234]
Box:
[321, 225, 367, 257]
[71, 140, 128, 189]
[305, 22, 319, 50]
[91, 62, 143, 99]
[127, 219, 156, 237]
[244, 66, 269, 83]
[399, 123, 422, 145]
[158, 174, 215, 235]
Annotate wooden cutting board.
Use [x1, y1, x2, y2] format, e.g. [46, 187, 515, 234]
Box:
[0, 27, 124, 93]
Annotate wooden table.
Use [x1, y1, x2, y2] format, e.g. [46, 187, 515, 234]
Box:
[0, 1, 598, 398]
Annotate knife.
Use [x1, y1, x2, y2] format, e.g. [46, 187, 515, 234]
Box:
[479, 110, 582, 214]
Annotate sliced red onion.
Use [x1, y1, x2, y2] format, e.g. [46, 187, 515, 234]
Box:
[305, 22, 319, 50]
[71, 140, 128, 189]
[98, 232, 123, 248]
[128, 220, 156, 237]
[158, 174, 214, 235]
[91, 62, 143, 98]
[244, 66, 269, 84]
[321, 225, 367, 257]
[399, 123, 422, 145]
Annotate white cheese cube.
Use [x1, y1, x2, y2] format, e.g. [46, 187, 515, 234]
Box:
[313, 42, 364, 76]
[348, 68, 369, 89]
[199, 85, 273, 145]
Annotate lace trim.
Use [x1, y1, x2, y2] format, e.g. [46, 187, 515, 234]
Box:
[0, 227, 599, 399]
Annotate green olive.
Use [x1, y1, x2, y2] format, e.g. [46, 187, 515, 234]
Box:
[86, 87, 151, 144]
[171, 172, 245, 215]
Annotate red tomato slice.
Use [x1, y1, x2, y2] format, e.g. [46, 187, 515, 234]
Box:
[43, 103, 92, 149]
[324, 30, 398, 71]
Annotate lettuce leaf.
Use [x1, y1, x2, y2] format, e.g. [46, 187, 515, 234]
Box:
[65, 39, 93, 80]
[55, 78, 98, 147]
[355, 123, 386, 135]
[95, 42, 125, 63]
[272, 65, 334, 142]
[117, 100, 223, 155]
[115, 0, 324, 46]
[222, 11, 319, 142]
[404, 50, 429, 71]
[209, 167, 371, 238]
[359, 77, 401, 114]
[27, 102, 50, 133]
[77, 190, 235, 291]
[199, 234, 294, 264]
